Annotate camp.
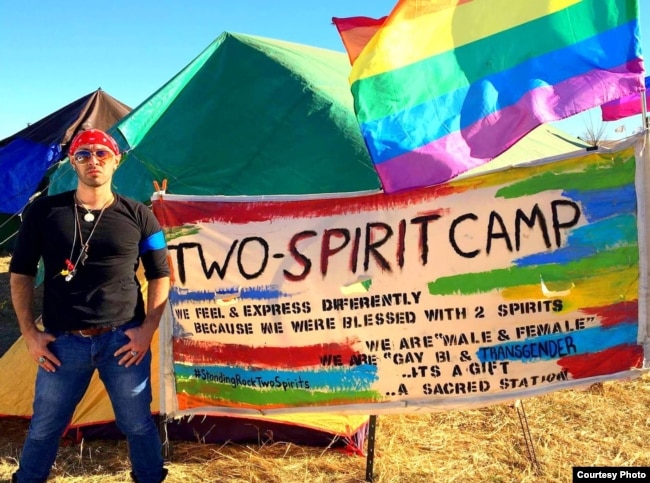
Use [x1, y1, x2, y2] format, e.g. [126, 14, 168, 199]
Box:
[3, 1, 649, 477]
[448, 199, 582, 259]
[0, 31, 598, 447]
[1, 32, 381, 450]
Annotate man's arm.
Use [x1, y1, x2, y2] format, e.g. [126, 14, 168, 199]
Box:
[10, 272, 59, 370]
[143, 276, 171, 334]
[9, 273, 37, 337]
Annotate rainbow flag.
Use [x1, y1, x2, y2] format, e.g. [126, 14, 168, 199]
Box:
[332, 16, 386, 64]
[333, 0, 644, 193]
[601, 76, 650, 121]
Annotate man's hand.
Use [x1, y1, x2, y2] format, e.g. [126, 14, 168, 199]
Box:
[114, 276, 169, 367]
[25, 330, 60, 372]
[114, 324, 156, 367]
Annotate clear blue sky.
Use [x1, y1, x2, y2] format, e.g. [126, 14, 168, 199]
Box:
[1, 0, 648, 141]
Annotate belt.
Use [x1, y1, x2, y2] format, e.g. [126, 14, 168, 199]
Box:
[70, 326, 116, 337]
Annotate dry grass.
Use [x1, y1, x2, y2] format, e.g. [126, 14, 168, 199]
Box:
[1, 255, 649, 482]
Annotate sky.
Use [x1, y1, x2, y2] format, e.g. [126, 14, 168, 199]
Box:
[1, 0, 649, 141]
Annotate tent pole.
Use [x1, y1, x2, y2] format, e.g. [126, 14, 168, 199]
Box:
[158, 304, 173, 461]
[365, 415, 377, 482]
[642, 89, 648, 132]
[515, 400, 540, 474]
[159, 416, 171, 460]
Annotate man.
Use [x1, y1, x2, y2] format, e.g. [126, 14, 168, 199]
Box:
[9, 129, 170, 483]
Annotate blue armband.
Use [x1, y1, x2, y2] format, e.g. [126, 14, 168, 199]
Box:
[139, 231, 166, 254]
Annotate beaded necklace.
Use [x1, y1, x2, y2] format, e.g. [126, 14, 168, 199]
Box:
[61, 194, 113, 281]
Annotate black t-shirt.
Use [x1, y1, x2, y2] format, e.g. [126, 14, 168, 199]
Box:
[10, 190, 170, 330]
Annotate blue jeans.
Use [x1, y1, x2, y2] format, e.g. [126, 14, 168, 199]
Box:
[15, 321, 165, 483]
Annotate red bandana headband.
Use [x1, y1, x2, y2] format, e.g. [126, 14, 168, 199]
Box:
[69, 129, 120, 155]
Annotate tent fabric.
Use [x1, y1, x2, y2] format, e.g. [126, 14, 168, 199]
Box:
[50, 33, 383, 202]
[0, 331, 368, 447]
[0, 89, 130, 214]
[80, 416, 368, 449]
[459, 123, 592, 178]
[0, 89, 130, 250]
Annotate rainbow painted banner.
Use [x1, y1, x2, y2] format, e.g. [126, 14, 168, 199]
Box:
[334, 0, 644, 193]
[154, 139, 648, 415]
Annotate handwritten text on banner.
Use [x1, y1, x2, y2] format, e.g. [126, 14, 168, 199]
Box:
[153, 145, 646, 415]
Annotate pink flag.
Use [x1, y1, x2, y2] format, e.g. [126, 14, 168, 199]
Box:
[601, 76, 649, 121]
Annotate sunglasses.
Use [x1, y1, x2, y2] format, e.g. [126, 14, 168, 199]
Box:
[73, 149, 115, 164]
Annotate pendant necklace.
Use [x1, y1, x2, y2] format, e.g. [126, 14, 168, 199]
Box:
[61, 194, 113, 281]
[75, 193, 102, 222]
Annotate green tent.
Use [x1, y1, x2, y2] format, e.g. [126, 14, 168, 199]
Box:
[50, 32, 382, 200]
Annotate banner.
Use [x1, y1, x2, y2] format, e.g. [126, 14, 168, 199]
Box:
[154, 139, 648, 416]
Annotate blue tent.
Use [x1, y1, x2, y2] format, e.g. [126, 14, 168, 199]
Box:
[0, 89, 130, 250]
